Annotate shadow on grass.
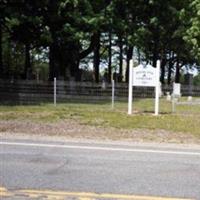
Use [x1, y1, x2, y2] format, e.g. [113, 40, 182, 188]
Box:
[138, 110, 172, 115]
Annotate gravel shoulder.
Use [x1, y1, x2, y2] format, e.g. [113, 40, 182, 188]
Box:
[0, 119, 200, 145]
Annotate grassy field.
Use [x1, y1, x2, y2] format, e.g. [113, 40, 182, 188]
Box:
[0, 98, 200, 139]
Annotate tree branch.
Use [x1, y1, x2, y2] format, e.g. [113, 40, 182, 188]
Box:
[79, 33, 98, 60]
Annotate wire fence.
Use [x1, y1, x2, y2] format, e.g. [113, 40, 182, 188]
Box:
[0, 79, 200, 105]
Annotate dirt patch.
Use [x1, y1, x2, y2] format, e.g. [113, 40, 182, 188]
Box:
[0, 119, 200, 144]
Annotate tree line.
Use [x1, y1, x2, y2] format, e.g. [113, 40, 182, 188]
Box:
[0, 0, 200, 84]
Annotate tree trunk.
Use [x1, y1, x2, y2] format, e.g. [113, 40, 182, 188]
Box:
[24, 43, 31, 80]
[167, 59, 173, 85]
[125, 45, 133, 83]
[119, 35, 123, 82]
[49, 44, 55, 80]
[49, 41, 61, 81]
[160, 58, 167, 84]
[69, 49, 80, 81]
[137, 48, 141, 64]
[108, 31, 112, 83]
[175, 59, 180, 83]
[152, 40, 158, 67]
[93, 32, 100, 83]
[0, 23, 3, 78]
[47, 1, 61, 81]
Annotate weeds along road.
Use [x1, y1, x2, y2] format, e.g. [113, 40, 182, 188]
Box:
[0, 139, 200, 200]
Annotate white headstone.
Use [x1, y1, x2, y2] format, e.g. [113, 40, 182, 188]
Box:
[173, 83, 181, 97]
[187, 96, 192, 101]
[166, 92, 171, 101]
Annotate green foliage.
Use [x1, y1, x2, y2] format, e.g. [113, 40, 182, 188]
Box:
[181, 0, 200, 60]
[193, 74, 200, 85]
[0, 0, 199, 80]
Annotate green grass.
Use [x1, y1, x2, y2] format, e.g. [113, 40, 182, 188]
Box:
[0, 98, 200, 137]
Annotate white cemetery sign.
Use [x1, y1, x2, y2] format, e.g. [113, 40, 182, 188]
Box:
[133, 64, 157, 87]
[128, 60, 161, 115]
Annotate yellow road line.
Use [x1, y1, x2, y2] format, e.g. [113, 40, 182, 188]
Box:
[0, 191, 10, 196]
[19, 189, 194, 200]
[0, 187, 7, 192]
[28, 193, 42, 198]
[45, 195, 65, 200]
[0, 187, 13, 197]
[0, 187, 195, 200]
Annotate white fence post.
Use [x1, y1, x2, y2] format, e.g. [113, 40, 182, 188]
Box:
[155, 60, 160, 115]
[128, 60, 133, 115]
[112, 79, 115, 109]
[172, 94, 176, 113]
[54, 77, 57, 106]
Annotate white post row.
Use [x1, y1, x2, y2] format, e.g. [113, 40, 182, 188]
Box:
[128, 60, 133, 115]
[154, 60, 161, 116]
[112, 79, 115, 109]
[128, 59, 160, 116]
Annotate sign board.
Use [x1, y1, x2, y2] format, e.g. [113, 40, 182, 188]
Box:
[128, 60, 160, 116]
[133, 64, 157, 87]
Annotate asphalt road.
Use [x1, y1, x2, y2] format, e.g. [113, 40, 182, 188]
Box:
[0, 139, 200, 200]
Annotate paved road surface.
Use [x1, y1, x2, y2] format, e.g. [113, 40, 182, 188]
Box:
[0, 139, 200, 200]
